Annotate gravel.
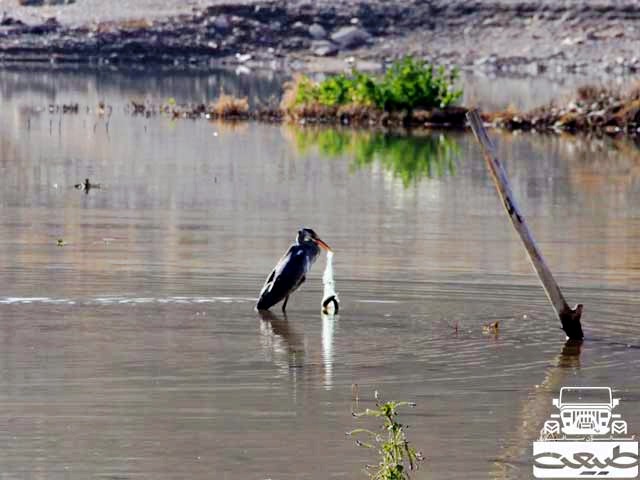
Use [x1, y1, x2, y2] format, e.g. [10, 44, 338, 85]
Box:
[1, 0, 639, 75]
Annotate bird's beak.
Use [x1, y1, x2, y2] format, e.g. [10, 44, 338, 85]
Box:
[315, 238, 332, 252]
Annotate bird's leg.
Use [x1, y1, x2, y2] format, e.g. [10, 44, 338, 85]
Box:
[282, 295, 289, 313]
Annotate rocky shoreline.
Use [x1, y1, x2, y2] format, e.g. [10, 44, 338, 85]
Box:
[2, 0, 640, 75]
[487, 85, 640, 136]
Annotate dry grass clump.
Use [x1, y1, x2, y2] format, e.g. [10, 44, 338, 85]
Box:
[280, 74, 305, 115]
[625, 80, 640, 101]
[575, 85, 609, 103]
[94, 18, 152, 33]
[210, 94, 249, 118]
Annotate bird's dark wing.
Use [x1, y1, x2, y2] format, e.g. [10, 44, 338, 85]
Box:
[256, 245, 309, 310]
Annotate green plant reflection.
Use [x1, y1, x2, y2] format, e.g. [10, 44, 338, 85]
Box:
[291, 128, 460, 186]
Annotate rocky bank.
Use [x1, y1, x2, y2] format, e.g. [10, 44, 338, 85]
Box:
[1, 0, 640, 75]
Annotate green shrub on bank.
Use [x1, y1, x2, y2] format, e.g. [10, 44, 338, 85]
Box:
[288, 57, 462, 112]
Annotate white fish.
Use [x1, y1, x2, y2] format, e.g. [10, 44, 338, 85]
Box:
[321, 251, 339, 314]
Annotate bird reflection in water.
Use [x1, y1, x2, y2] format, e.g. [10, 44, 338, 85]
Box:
[258, 310, 305, 372]
[258, 309, 339, 393]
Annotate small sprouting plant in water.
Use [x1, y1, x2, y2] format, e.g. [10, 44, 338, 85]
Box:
[348, 391, 423, 480]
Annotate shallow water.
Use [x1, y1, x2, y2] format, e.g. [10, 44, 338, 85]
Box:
[0, 67, 639, 479]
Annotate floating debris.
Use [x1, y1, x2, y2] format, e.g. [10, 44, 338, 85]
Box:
[128, 95, 258, 121]
[482, 320, 500, 335]
[47, 103, 79, 114]
[62, 103, 78, 114]
[74, 178, 101, 193]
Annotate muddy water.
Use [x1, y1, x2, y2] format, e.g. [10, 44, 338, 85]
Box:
[0, 68, 639, 480]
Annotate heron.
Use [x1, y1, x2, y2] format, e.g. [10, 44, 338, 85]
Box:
[256, 228, 332, 312]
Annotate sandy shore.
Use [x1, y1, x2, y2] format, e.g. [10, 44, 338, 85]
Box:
[1, 0, 639, 75]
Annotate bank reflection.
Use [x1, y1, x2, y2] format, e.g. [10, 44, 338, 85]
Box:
[287, 127, 461, 186]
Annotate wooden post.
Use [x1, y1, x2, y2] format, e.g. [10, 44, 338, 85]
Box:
[466, 109, 584, 340]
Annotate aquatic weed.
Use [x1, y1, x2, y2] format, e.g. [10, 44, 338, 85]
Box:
[348, 391, 423, 480]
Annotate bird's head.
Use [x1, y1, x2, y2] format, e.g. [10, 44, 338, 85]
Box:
[297, 228, 332, 252]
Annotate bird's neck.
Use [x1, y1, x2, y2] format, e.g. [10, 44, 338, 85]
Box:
[300, 242, 320, 259]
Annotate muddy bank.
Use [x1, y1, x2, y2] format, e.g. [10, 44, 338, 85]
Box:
[127, 100, 467, 128]
[485, 85, 640, 136]
[35, 82, 640, 137]
[2, 0, 640, 75]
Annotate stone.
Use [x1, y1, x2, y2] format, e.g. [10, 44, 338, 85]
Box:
[212, 15, 230, 32]
[330, 26, 370, 49]
[18, 0, 74, 4]
[311, 40, 337, 57]
[593, 27, 625, 40]
[0, 15, 25, 26]
[308, 23, 326, 40]
[235, 52, 252, 63]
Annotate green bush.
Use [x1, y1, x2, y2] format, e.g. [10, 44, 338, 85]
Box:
[292, 57, 462, 111]
[377, 57, 462, 111]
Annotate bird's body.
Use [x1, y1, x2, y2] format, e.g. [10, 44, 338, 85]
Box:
[257, 242, 319, 311]
[256, 228, 331, 312]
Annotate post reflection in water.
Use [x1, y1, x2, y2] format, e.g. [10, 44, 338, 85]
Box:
[493, 339, 582, 479]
